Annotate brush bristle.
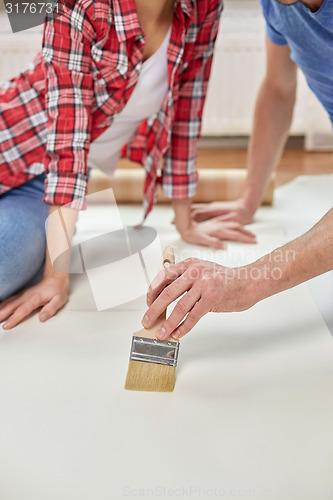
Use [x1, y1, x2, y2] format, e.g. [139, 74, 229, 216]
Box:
[125, 360, 176, 392]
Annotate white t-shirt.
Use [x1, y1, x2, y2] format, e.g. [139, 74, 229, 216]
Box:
[88, 27, 171, 175]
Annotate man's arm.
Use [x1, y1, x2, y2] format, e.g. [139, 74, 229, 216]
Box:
[143, 208, 333, 339]
[192, 37, 298, 224]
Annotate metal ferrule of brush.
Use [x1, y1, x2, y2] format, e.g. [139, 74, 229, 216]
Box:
[130, 336, 179, 367]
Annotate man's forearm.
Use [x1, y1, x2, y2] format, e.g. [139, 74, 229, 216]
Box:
[247, 208, 333, 303]
[143, 208, 333, 339]
[243, 79, 296, 214]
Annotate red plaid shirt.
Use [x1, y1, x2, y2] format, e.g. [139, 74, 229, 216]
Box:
[0, 0, 223, 216]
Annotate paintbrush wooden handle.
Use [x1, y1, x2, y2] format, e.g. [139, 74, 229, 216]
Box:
[159, 246, 175, 321]
[134, 246, 177, 341]
[162, 246, 175, 268]
[154, 247, 178, 343]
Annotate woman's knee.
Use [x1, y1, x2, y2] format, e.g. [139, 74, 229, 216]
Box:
[0, 196, 47, 301]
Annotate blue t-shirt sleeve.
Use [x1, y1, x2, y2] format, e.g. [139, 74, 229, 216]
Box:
[266, 21, 288, 46]
[260, 0, 288, 46]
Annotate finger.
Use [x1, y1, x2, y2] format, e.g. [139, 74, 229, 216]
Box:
[231, 231, 257, 244]
[146, 258, 198, 306]
[0, 295, 25, 323]
[171, 299, 208, 339]
[228, 231, 257, 244]
[0, 290, 24, 309]
[185, 227, 226, 249]
[143, 272, 195, 329]
[222, 222, 256, 239]
[231, 225, 256, 239]
[191, 203, 206, 210]
[0, 296, 14, 310]
[196, 233, 226, 250]
[215, 212, 240, 223]
[3, 294, 45, 330]
[39, 294, 67, 322]
[192, 209, 221, 222]
[156, 288, 201, 340]
[191, 204, 212, 214]
[215, 228, 256, 244]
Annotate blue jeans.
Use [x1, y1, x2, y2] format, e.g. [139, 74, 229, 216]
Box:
[0, 174, 49, 301]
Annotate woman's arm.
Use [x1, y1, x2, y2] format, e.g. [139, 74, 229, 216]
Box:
[0, 204, 79, 329]
[0, 2, 97, 329]
[41, 1, 95, 208]
[162, 1, 223, 245]
[166, 1, 255, 247]
[0, 2, 104, 329]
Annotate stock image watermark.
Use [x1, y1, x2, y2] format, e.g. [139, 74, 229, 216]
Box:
[4, 0, 75, 33]
[162, 248, 296, 286]
[177, 247, 296, 270]
[122, 484, 332, 498]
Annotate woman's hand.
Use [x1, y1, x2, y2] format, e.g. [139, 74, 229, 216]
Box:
[171, 198, 256, 249]
[191, 199, 255, 225]
[180, 219, 256, 249]
[142, 258, 262, 340]
[0, 275, 69, 330]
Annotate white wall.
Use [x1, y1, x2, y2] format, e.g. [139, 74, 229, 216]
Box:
[1, 1, 332, 150]
[202, 0, 333, 150]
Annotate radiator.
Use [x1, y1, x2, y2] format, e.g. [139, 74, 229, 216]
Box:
[202, 0, 333, 150]
[203, 1, 310, 139]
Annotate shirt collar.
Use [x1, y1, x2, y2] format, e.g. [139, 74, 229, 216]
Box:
[178, 0, 195, 17]
[112, 0, 194, 42]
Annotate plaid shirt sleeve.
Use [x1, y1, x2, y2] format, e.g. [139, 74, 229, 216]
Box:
[162, 0, 223, 199]
[41, 2, 96, 209]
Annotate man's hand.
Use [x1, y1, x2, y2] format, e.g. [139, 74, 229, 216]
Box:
[142, 258, 261, 340]
[191, 199, 255, 225]
[142, 207, 333, 340]
[0, 275, 69, 330]
[181, 219, 256, 249]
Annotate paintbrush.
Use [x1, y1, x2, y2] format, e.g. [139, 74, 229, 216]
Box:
[125, 246, 179, 392]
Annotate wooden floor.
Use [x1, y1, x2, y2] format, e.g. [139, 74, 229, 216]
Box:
[117, 147, 333, 186]
[196, 147, 333, 187]
[89, 147, 333, 203]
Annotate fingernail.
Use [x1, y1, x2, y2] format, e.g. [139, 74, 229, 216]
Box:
[142, 314, 149, 327]
[172, 329, 181, 339]
[157, 327, 166, 339]
[3, 321, 11, 330]
[40, 313, 47, 322]
[147, 297, 151, 306]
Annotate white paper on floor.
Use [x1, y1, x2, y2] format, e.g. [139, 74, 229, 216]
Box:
[0, 206, 333, 500]
[66, 205, 286, 312]
[275, 174, 333, 334]
[0, 321, 6, 339]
